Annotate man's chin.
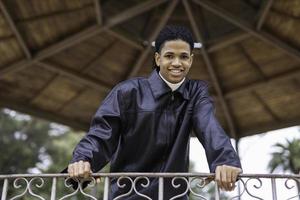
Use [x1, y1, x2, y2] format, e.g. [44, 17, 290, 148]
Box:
[168, 77, 184, 84]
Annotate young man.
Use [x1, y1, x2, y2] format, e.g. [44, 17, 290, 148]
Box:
[67, 26, 242, 199]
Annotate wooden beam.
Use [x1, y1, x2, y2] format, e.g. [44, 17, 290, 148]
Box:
[30, 41, 116, 104]
[14, 3, 93, 23]
[93, 0, 143, 50]
[237, 44, 266, 80]
[106, 0, 168, 28]
[225, 67, 300, 99]
[207, 31, 251, 53]
[56, 88, 87, 112]
[127, 0, 179, 78]
[0, 35, 15, 42]
[183, 0, 238, 139]
[192, 0, 300, 62]
[81, 40, 118, 73]
[256, 0, 273, 30]
[0, 97, 89, 131]
[36, 61, 110, 91]
[105, 29, 143, 50]
[30, 74, 60, 104]
[0, 1, 31, 59]
[241, 118, 300, 138]
[252, 91, 280, 122]
[94, 0, 103, 25]
[0, 0, 168, 77]
[194, 3, 210, 40]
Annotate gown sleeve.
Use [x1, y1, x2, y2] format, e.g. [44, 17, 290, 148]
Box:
[70, 86, 123, 172]
[192, 82, 242, 173]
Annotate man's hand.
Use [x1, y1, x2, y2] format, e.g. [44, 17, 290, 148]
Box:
[68, 160, 92, 179]
[215, 165, 242, 191]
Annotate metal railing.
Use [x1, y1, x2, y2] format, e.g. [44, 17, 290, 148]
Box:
[1, 173, 299, 199]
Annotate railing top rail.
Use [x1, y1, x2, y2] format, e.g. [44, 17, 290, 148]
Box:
[0, 173, 299, 179]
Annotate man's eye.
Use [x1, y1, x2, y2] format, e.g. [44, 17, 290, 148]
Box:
[181, 55, 189, 60]
[165, 55, 173, 59]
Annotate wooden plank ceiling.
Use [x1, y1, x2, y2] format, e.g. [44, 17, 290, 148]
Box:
[0, 0, 299, 138]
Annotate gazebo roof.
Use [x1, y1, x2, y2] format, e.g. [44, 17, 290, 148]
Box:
[0, 0, 299, 139]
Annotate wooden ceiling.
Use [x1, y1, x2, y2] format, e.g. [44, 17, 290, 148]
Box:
[0, 0, 299, 139]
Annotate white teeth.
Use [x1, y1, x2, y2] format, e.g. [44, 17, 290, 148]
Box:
[170, 69, 181, 73]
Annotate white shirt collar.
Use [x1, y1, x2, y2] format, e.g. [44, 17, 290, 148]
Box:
[159, 72, 185, 91]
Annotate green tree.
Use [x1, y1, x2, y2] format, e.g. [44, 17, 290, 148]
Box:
[0, 109, 53, 174]
[0, 108, 110, 199]
[268, 138, 300, 192]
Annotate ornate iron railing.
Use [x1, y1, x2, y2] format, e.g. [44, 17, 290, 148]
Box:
[0, 173, 299, 199]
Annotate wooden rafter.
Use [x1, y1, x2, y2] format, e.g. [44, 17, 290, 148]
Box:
[127, 0, 180, 78]
[81, 40, 118, 73]
[36, 61, 110, 91]
[194, 3, 209, 40]
[93, 0, 143, 50]
[56, 88, 87, 113]
[0, 96, 89, 131]
[105, 29, 143, 50]
[225, 67, 300, 99]
[242, 118, 300, 137]
[0, 1, 31, 59]
[30, 40, 116, 104]
[14, 3, 93, 23]
[207, 31, 251, 53]
[237, 44, 266, 81]
[183, 0, 237, 139]
[192, 0, 300, 62]
[30, 74, 60, 104]
[106, 0, 168, 27]
[252, 91, 280, 122]
[140, 8, 157, 39]
[256, 0, 273, 30]
[94, 0, 103, 25]
[0, 0, 169, 77]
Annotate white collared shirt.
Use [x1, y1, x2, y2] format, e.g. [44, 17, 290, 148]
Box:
[159, 72, 185, 91]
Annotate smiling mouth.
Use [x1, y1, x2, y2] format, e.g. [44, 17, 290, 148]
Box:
[169, 69, 183, 76]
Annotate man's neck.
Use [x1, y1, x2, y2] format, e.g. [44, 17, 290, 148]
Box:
[159, 72, 185, 91]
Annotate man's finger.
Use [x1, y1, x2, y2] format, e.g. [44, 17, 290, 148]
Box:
[74, 163, 79, 177]
[215, 166, 222, 190]
[221, 168, 229, 191]
[225, 166, 232, 191]
[96, 177, 101, 183]
[78, 161, 85, 177]
[68, 164, 74, 177]
[83, 162, 91, 178]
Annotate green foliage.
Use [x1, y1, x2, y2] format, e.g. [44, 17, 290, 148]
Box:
[268, 138, 300, 174]
[0, 108, 112, 199]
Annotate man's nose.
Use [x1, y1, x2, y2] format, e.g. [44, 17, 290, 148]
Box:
[171, 57, 181, 67]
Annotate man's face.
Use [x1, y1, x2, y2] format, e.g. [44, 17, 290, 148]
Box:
[155, 39, 193, 83]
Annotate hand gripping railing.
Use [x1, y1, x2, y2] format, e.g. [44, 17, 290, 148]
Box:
[1, 173, 300, 200]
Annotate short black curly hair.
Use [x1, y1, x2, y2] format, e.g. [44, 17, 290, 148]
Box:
[155, 25, 194, 53]
[153, 25, 194, 70]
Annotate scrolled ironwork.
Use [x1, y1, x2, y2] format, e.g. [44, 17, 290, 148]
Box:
[230, 178, 246, 200]
[28, 177, 46, 200]
[244, 177, 264, 200]
[285, 178, 300, 200]
[188, 177, 208, 200]
[169, 177, 189, 200]
[113, 176, 134, 200]
[78, 177, 97, 200]
[58, 177, 80, 200]
[10, 177, 29, 200]
[133, 176, 152, 200]
[58, 177, 98, 200]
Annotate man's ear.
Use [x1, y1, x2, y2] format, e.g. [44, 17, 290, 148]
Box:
[155, 52, 160, 67]
[190, 53, 194, 66]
